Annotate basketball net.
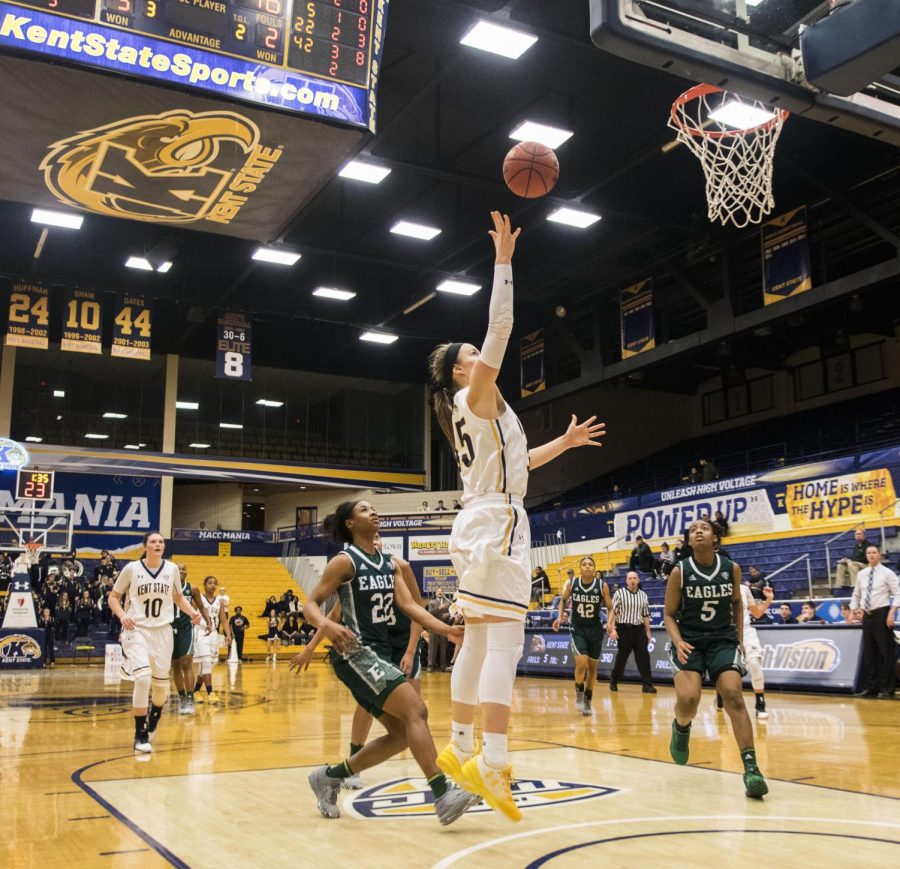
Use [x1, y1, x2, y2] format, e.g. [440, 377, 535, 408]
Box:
[669, 84, 788, 228]
[24, 539, 43, 566]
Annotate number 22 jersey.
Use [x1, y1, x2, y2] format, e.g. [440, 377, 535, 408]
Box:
[113, 559, 181, 629]
[338, 545, 396, 657]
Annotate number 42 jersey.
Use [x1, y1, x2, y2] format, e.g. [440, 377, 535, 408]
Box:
[113, 559, 182, 629]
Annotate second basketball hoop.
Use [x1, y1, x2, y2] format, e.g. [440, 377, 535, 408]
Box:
[668, 84, 788, 229]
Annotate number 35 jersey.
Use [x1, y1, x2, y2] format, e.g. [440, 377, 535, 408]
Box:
[113, 559, 182, 629]
[452, 387, 529, 503]
[338, 546, 396, 657]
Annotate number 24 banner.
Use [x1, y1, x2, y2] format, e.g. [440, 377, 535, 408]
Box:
[111, 295, 152, 360]
[216, 310, 252, 381]
[5, 283, 49, 350]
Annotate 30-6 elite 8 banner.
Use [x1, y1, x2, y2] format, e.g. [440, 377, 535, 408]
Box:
[620, 279, 654, 359]
[216, 311, 252, 381]
[520, 329, 546, 398]
[5, 282, 49, 349]
[762, 206, 812, 306]
[61, 287, 102, 354]
[111, 295, 152, 360]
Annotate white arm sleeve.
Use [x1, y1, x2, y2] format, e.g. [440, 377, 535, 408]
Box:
[480, 264, 514, 370]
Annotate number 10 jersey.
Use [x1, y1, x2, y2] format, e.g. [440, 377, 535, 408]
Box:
[113, 559, 182, 629]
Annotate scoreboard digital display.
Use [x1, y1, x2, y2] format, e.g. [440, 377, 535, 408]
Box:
[16, 469, 55, 500]
[0, 0, 388, 128]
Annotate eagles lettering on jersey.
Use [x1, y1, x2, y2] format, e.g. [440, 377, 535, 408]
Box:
[339, 545, 397, 655]
[570, 577, 604, 627]
[452, 387, 529, 501]
[113, 559, 180, 629]
[677, 554, 737, 641]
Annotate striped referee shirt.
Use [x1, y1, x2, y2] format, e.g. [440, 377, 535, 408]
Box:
[612, 587, 650, 625]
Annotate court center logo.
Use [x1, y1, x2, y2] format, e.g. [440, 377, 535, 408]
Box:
[40, 109, 282, 226]
[348, 776, 618, 819]
[0, 634, 42, 664]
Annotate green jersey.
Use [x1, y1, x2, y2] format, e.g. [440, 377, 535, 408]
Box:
[172, 583, 194, 628]
[677, 553, 738, 642]
[570, 576, 605, 629]
[339, 545, 396, 656]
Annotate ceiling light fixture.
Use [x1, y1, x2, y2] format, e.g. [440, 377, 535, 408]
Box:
[84, 433, 109, 440]
[460, 20, 538, 59]
[547, 207, 602, 228]
[125, 256, 153, 271]
[338, 160, 391, 184]
[102, 412, 128, 419]
[219, 422, 243, 429]
[708, 100, 776, 129]
[189, 442, 211, 449]
[313, 287, 357, 301]
[175, 401, 199, 410]
[123, 444, 141, 450]
[25, 436, 43, 443]
[436, 278, 481, 296]
[256, 399, 284, 408]
[252, 247, 302, 266]
[509, 121, 573, 149]
[53, 390, 65, 398]
[360, 331, 399, 344]
[30, 208, 83, 230]
[156, 261, 173, 273]
[390, 221, 441, 241]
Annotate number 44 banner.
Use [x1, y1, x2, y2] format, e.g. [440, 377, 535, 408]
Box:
[111, 295, 152, 360]
[216, 311, 252, 381]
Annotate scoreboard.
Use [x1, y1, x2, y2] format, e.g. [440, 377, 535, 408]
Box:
[0, 0, 388, 128]
[16, 469, 55, 500]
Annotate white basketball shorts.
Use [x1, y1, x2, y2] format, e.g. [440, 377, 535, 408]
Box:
[450, 494, 531, 621]
[193, 628, 219, 662]
[120, 626, 174, 681]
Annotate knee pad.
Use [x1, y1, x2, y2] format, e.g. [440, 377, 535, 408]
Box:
[151, 678, 169, 707]
[746, 658, 765, 692]
[200, 657, 213, 676]
[451, 623, 488, 706]
[478, 621, 524, 707]
[133, 673, 151, 708]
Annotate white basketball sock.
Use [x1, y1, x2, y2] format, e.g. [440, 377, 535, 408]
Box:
[451, 721, 474, 757]
[483, 732, 509, 769]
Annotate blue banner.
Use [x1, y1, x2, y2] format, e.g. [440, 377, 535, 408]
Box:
[216, 310, 252, 381]
[173, 528, 274, 544]
[762, 206, 812, 305]
[620, 279, 654, 359]
[520, 329, 546, 398]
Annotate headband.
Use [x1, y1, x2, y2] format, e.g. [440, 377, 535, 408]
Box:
[441, 342, 463, 389]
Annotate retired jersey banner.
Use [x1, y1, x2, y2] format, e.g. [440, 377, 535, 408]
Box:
[762, 206, 812, 306]
[216, 311, 252, 381]
[520, 329, 546, 398]
[111, 294, 152, 360]
[61, 287, 103, 354]
[620, 279, 654, 359]
[5, 282, 49, 349]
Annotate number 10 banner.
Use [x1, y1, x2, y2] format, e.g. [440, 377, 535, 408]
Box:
[61, 287, 102, 354]
[216, 310, 252, 381]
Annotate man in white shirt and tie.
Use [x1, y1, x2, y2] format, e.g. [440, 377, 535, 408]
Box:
[850, 545, 899, 699]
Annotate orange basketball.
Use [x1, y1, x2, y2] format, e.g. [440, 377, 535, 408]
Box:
[503, 141, 559, 198]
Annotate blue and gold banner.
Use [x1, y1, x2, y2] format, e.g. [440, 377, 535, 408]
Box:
[620, 279, 654, 359]
[5, 282, 49, 350]
[111, 294, 152, 360]
[520, 329, 546, 398]
[762, 206, 812, 306]
[61, 287, 103, 355]
[216, 310, 252, 381]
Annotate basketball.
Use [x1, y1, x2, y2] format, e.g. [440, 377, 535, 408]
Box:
[503, 141, 559, 198]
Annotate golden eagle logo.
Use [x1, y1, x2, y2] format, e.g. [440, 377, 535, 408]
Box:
[1, 634, 42, 660]
[40, 110, 260, 223]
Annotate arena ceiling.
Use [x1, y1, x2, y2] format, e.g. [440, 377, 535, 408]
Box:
[1, 0, 898, 398]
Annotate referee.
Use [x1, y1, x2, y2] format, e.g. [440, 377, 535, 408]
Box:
[851, 545, 899, 698]
[610, 571, 657, 693]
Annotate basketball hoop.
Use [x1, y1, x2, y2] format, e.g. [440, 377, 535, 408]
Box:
[24, 538, 43, 565]
[668, 84, 788, 228]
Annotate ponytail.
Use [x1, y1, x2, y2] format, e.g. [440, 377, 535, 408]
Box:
[322, 501, 361, 545]
[427, 343, 456, 447]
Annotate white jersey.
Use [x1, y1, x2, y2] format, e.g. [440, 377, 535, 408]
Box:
[113, 559, 182, 629]
[200, 594, 226, 631]
[740, 584, 755, 626]
[452, 387, 529, 503]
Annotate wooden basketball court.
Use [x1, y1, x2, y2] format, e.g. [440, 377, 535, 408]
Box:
[2, 664, 897, 867]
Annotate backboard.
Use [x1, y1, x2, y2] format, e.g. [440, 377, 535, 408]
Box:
[0, 508, 74, 552]
[590, 0, 900, 146]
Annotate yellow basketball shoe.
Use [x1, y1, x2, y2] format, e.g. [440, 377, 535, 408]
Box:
[458, 756, 521, 822]
[207, 691, 222, 705]
[436, 741, 476, 783]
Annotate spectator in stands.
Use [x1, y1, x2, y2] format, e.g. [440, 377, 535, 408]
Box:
[435, 499, 447, 511]
[426, 589, 451, 671]
[0, 551, 13, 584]
[714, 510, 729, 537]
[778, 603, 798, 624]
[55, 591, 73, 642]
[299, 617, 315, 645]
[835, 527, 872, 587]
[74, 589, 94, 638]
[452, 499, 462, 510]
[281, 589, 300, 614]
[260, 595, 278, 617]
[629, 536, 655, 574]
[699, 457, 718, 482]
[281, 612, 304, 645]
[39, 606, 56, 668]
[95, 553, 118, 582]
[840, 602, 861, 624]
[215, 524, 223, 531]
[42, 570, 59, 612]
[229, 606, 250, 661]
[673, 536, 691, 562]
[420, 500, 430, 512]
[658, 541, 675, 578]
[747, 566, 769, 600]
[264, 609, 281, 663]
[531, 566, 550, 603]
[687, 467, 700, 484]
[611, 484, 623, 499]
[798, 602, 825, 624]
[199, 521, 207, 530]
[850, 544, 899, 699]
